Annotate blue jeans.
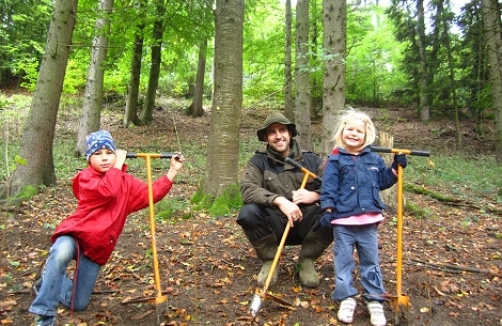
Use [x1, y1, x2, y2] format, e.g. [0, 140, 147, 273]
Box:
[29, 236, 101, 316]
[331, 224, 385, 302]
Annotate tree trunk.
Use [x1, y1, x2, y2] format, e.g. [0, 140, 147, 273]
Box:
[321, 0, 346, 159]
[124, 22, 145, 128]
[310, 0, 320, 121]
[416, 0, 430, 121]
[187, 39, 207, 117]
[295, 0, 313, 151]
[140, 1, 165, 124]
[284, 0, 294, 122]
[75, 0, 114, 156]
[441, 7, 461, 146]
[0, 0, 78, 199]
[204, 0, 244, 197]
[481, 0, 502, 164]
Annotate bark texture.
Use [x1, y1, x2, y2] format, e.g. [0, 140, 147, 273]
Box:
[76, 0, 114, 155]
[1, 0, 78, 199]
[204, 0, 244, 197]
[295, 0, 313, 151]
[321, 0, 346, 158]
[481, 0, 502, 163]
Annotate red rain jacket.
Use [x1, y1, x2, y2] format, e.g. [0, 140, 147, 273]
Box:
[51, 165, 173, 265]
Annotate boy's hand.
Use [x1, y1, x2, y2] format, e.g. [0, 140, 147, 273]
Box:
[167, 152, 185, 181]
[171, 152, 185, 171]
[114, 149, 127, 169]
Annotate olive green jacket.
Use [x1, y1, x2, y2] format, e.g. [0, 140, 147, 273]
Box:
[240, 140, 324, 207]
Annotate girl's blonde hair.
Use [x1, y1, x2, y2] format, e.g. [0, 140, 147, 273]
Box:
[331, 108, 376, 150]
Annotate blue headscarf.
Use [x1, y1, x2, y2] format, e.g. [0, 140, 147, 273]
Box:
[85, 130, 116, 161]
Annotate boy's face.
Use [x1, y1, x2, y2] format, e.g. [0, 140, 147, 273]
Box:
[89, 149, 116, 173]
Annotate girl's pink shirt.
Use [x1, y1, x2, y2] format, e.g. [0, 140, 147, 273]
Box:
[331, 212, 384, 225]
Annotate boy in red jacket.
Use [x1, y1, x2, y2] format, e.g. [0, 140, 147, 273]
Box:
[29, 130, 184, 326]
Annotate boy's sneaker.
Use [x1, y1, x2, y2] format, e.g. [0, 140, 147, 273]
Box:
[367, 301, 386, 326]
[34, 315, 56, 326]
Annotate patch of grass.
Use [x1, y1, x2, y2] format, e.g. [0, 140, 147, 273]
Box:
[208, 184, 242, 216]
[190, 184, 242, 217]
[156, 197, 190, 221]
[405, 155, 501, 202]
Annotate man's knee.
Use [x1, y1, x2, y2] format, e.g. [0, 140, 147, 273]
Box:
[237, 203, 262, 229]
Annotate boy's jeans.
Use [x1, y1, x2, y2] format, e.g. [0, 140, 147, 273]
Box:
[29, 236, 101, 316]
[331, 224, 386, 302]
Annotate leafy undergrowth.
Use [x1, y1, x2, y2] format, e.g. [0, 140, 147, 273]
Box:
[1, 107, 501, 326]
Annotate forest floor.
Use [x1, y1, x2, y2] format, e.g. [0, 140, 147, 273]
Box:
[0, 103, 501, 326]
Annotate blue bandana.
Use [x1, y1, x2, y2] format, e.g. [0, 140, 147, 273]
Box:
[85, 130, 116, 161]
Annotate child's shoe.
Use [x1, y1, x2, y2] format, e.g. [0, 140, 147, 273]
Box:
[337, 297, 356, 324]
[34, 315, 56, 326]
[367, 301, 386, 326]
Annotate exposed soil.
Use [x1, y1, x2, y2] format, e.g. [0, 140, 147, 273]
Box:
[0, 105, 501, 326]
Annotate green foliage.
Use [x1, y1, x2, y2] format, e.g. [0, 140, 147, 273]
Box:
[207, 184, 242, 217]
[8, 185, 38, 204]
[190, 184, 242, 217]
[190, 188, 213, 211]
[156, 197, 190, 221]
[405, 155, 502, 202]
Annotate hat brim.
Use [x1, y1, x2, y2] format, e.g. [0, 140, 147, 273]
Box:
[257, 123, 297, 141]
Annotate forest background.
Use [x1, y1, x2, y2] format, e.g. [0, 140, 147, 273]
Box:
[1, 0, 501, 202]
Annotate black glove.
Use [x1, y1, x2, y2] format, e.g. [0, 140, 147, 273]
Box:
[319, 211, 333, 229]
[392, 153, 408, 170]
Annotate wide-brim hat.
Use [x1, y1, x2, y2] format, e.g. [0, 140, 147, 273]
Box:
[256, 111, 297, 142]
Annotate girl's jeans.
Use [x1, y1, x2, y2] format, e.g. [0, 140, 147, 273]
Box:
[331, 223, 386, 302]
[29, 236, 101, 317]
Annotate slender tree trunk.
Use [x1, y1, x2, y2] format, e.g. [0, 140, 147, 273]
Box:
[140, 1, 165, 124]
[441, 7, 461, 146]
[188, 39, 207, 117]
[295, 0, 313, 151]
[416, 0, 430, 121]
[481, 0, 502, 163]
[321, 0, 346, 159]
[124, 23, 145, 127]
[1, 0, 78, 199]
[75, 0, 114, 156]
[204, 0, 244, 197]
[284, 0, 294, 122]
[310, 0, 320, 121]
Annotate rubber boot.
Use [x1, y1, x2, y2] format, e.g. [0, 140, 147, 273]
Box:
[298, 230, 332, 288]
[250, 233, 279, 287]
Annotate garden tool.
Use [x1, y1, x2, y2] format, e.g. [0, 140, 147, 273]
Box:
[121, 152, 176, 305]
[370, 146, 430, 325]
[248, 157, 320, 318]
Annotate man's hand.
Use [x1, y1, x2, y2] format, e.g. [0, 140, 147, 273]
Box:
[273, 196, 302, 227]
[292, 188, 320, 205]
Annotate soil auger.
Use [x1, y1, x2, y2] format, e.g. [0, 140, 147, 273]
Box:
[247, 157, 321, 319]
[121, 152, 176, 307]
[370, 146, 431, 326]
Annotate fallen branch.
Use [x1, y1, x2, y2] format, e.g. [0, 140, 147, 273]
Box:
[410, 259, 502, 277]
[405, 183, 502, 216]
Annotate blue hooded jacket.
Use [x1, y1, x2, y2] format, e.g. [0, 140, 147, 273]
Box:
[320, 146, 397, 219]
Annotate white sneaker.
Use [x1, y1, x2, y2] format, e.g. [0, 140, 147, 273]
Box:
[367, 301, 386, 326]
[337, 297, 356, 324]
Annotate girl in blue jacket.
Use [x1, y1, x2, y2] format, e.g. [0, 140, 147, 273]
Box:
[29, 130, 184, 326]
[320, 109, 407, 326]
